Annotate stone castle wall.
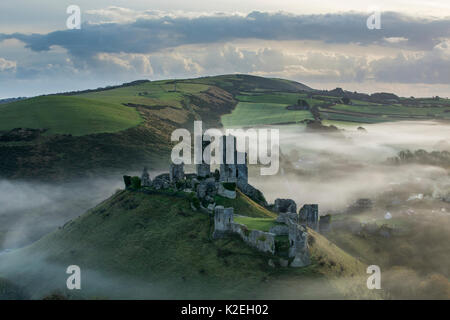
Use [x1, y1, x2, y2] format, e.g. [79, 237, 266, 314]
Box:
[213, 206, 275, 254]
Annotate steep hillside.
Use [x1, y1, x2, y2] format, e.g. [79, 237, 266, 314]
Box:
[0, 190, 376, 300]
[0, 78, 237, 180]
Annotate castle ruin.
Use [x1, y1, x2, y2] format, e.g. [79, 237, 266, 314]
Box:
[126, 134, 322, 268]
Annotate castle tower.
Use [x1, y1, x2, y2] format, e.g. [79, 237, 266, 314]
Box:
[212, 206, 234, 238]
[141, 167, 152, 187]
[196, 139, 211, 178]
[219, 135, 237, 182]
[299, 204, 319, 231]
[170, 162, 185, 182]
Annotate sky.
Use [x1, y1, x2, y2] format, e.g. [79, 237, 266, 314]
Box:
[0, 0, 450, 98]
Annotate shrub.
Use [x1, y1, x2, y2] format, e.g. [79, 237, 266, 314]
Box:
[176, 180, 185, 190]
[130, 176, 141, 189]
[189, 193, 200, 209]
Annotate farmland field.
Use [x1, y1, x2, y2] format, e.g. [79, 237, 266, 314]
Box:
[221, 102, 313, 127]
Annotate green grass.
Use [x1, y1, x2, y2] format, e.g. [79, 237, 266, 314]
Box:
[319, 110, 389, 123]
[234, 216, 277, 232]
[214, 190, 276, 218]
[222, 102, 313, 126]
[0, 96, 142, 136]
[236, 92, 307, 104]
[78, 81, 209, 109]
[331, 103, 450, 117]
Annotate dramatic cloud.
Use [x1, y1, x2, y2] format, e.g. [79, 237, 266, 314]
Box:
[370, 40, 450, 84]
[2, 11, 450, 57]
[1, 9, 450, 97]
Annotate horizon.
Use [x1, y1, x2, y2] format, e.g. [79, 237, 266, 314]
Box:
[1, 74, 449, 101]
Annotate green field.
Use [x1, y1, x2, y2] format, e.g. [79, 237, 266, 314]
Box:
[222, 102, 313, 126]
[330, 103, 450, 118]
[0, 95, 142, 136]
[319, 109, 389, 123]
[234, 216, 277, 232]
[236, 92, 307, 104]
[78, 81, 209, 109]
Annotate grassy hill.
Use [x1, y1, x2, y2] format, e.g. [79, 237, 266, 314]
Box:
[0, 96, 142, 136]
[0, 189, 376, 299]
[1, 74, 449, 180]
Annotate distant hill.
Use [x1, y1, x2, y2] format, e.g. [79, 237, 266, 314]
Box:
[0, 97, 27, 105]
[0, 74, 449, 181]
[0, 189, 375, 299]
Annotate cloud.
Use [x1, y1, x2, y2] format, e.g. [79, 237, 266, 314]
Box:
[0, 57, 16, 72]
[2, 11, 449, 58]
[370, 40, 450, 83]
[1, 9, 450, 97]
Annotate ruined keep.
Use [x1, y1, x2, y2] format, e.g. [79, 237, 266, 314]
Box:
[170, 163, 185, 182]
[125, 132, 316, 268]
[299, 204, 319, 230]
[219, 135, 248, 185]
[274, 199, 297, 214]
[141, 167, 151, 187]
[196, 140, 211, 178]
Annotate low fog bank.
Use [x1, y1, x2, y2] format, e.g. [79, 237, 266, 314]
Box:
[0, 176, 126, 250]
[248, 120, 450, 299]
[249, 121, 450, 212]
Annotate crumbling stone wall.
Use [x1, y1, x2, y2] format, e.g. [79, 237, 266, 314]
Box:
[212, 206, 234, 238]
[276, 211, 298, 224]
[287, 219, 310, 267]
[299, 204, 319, 230]
[274, 199, 297, 214]
[170, 163, 185, 182]
[213, 206, 275, 254]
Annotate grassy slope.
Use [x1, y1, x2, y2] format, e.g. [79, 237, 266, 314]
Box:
[0, 190, 376, 299]
[222, 102, 313, 126]
[0, 96, 142, 136]
[234, 216, 278, 232]
[0, 78, 235, 180]
[215, 190, 277, 218]
[78, 81, 209, 109]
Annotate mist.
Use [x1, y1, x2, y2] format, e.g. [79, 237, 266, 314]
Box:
[246, 121, 450, 212]
[0, 177, 125, 250]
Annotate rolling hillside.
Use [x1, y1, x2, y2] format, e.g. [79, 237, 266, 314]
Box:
[0, 96, 142, 136]
[1, 74, 449, 180]
[0, 189, 376, 299]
